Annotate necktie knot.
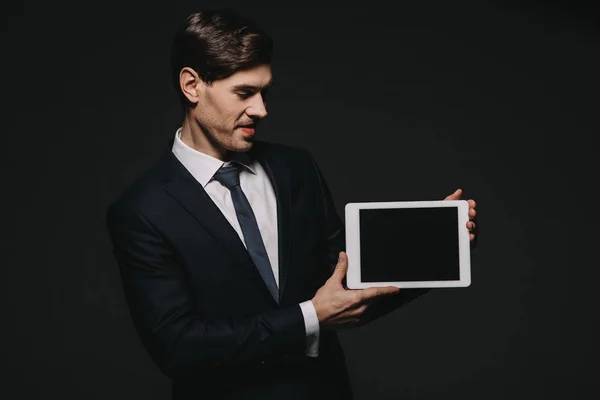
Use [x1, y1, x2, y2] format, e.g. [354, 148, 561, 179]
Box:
[213, 164, 241, 189]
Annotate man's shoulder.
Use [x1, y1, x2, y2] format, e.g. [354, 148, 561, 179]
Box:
[106, 141, 319, 222]
[105, 155, 170, 222]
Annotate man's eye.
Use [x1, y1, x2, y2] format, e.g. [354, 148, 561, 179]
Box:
[237, 92, 252, 99]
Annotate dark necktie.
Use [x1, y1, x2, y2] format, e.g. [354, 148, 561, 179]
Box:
[212, 164, 279, 304]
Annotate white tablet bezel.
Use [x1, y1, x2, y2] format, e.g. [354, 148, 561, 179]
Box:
[345, 200, 471, 289]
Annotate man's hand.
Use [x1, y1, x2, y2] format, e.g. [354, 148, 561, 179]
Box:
[445, 188, 477, 242]
[311, 252, 400, 330]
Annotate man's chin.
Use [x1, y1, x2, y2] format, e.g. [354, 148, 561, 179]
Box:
[232, 138, 254, 152]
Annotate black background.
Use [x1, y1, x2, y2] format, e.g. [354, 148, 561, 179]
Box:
[2, 1, 599, 399]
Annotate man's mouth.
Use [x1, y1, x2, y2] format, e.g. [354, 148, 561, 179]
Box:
[238, 122, 257, 136]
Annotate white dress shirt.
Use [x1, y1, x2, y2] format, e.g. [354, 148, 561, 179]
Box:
[171, 128, 320, 357]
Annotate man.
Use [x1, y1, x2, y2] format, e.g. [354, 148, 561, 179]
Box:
[106, 9, 477, 400]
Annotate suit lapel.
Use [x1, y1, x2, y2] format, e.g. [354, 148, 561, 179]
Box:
[152, 139, 292, 305]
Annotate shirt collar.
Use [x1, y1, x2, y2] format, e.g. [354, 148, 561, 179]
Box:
[171, 127, 256, 188]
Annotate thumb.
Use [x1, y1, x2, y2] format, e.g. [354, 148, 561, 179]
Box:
[331, 251, 348, 283]
[444, 188, 462, 200]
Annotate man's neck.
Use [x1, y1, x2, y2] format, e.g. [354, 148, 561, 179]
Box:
[180, 117, 234, 161]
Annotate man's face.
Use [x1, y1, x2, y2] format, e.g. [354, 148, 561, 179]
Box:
[192, 64, 272, 155]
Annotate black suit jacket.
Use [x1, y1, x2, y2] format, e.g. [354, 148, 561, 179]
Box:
[106, 138, 426, 399]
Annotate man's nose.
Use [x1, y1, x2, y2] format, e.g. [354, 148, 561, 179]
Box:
[247, 94, 268, 119]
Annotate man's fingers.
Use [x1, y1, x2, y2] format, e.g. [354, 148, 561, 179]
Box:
[468, 199, 476, 209]
[331, 251, 348, 283]
[444, 188, 462, 200]
[360, 285, 400, 301]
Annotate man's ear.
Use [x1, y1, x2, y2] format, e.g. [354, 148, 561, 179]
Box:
[179, 67, 203, 104]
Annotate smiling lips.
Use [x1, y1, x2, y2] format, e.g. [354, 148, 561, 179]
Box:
[238, 122, 257, 136]
[240, 127, 255, 136]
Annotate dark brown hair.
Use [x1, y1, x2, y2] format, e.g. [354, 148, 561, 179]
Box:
[170, 9, 273, 107]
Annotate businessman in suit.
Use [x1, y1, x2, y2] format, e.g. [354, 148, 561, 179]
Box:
[106, 9, 478, 400]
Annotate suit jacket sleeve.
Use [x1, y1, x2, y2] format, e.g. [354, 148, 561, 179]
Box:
[305, 150, 430, 322]
[106, 202, 306, 379]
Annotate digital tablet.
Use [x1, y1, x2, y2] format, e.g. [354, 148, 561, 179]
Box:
[345, 200, 471, 289]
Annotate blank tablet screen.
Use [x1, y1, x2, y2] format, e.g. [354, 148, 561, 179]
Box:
[359, 207, 460, 282]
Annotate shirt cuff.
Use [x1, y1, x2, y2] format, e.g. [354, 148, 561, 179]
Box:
[299, 300, 320, 357]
